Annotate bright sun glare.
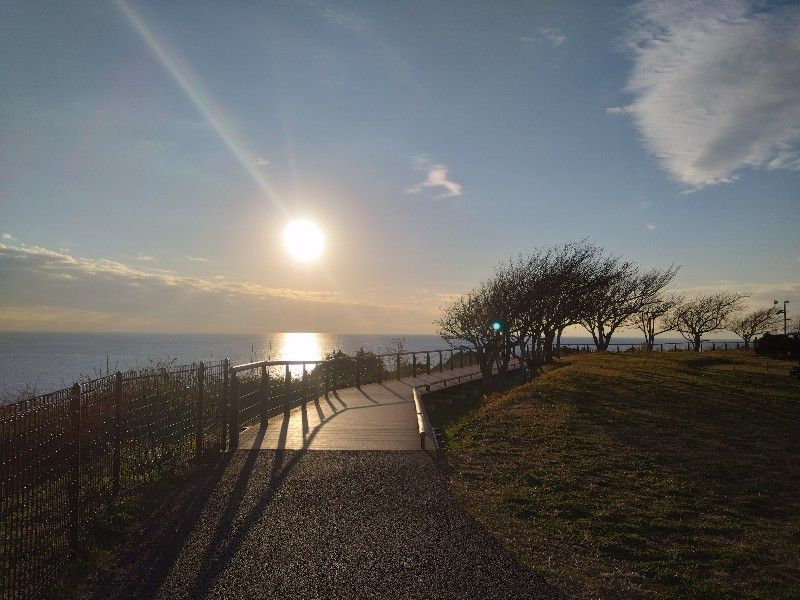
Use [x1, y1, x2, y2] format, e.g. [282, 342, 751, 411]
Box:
[283, 219, 325, 262]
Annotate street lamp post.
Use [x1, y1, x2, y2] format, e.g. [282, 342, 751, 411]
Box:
[774, 299, 790, 335]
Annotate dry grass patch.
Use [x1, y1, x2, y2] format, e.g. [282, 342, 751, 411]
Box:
[444, 351, 800, 598]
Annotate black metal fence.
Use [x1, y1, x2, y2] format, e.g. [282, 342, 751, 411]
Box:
[558, 340, 744, 353]
[0, 346, 479, 599]
[0, 360, 229, 600]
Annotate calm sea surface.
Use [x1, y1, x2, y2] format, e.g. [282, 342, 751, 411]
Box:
[0, 331, 727, 402]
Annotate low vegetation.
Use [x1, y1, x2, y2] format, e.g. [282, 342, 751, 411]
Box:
[440, 351, 800, 598]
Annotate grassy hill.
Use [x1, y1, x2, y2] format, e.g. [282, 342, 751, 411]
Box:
[442, 351, 800, 598]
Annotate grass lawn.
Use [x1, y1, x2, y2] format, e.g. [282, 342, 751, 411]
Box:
[439, 351, 800, 598]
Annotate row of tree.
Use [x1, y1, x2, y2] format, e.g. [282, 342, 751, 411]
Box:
[435, 241, 782, 377]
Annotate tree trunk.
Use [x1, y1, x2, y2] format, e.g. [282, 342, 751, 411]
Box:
[693, 333, 702, 351]
[543, 332, 555, 363]
[478, 349, 493, 378]
[646, 333, 655, 351]
[743, 337, 751, 349]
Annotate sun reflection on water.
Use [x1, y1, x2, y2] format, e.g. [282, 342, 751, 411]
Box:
[270, 332, 324, 377]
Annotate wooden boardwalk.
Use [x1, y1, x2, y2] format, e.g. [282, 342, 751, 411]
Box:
[238, 364, 484, 450]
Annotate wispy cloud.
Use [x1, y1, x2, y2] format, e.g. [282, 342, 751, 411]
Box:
[540, 27, 566, 46]
[0, 242, 341, 303]
[0, 241, 439, 332]
[618, 0, 800, 188]
[302, 0, 367, 32]
[645, 223, 656, 231]
[253, 158, 269, 167]
[136, 254, 155, 262]
[606, 105, 634, 115]
[2, 233, 16, 241]
[521, 27, 566, 47]
[184, 255, 208, 262]
[406, 156, 463, 199]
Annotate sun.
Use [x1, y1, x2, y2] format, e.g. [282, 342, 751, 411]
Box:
[283, 219, 325, 262]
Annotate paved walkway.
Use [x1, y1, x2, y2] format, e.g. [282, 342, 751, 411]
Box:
[238, 364, 485, 450]
[95, 451, 561, 599]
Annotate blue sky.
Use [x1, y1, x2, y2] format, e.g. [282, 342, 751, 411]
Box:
[1, 0, 798, 333]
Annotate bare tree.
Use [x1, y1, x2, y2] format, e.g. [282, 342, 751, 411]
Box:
[436, 241, 682, 367]
[582, 263, 679, 351]
[729, 307, 780, 349]
[666, 291, 749, 351]
[528, 241, 612, 362]
[629, 291, 683, 350]
[436, 284, 503, 378]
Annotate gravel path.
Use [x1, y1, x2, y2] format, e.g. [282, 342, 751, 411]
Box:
[95, 450, 560, 599]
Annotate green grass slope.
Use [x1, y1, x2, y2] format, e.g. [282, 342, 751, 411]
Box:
[445, 352, 800, 598]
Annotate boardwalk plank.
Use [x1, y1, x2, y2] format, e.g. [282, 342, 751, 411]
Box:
[238, 365, 484, 450]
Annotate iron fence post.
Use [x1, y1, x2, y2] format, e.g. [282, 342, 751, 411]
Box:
[285, 364, 292, 407]
[112, 371, 122, 494]
[229, 370, 239, 450]
[438, 351, 443, 373]
[195, 363, 204, 462]
[69, 383, 81, 553]
[426, 352, 431, 375]
[412, 354, 417, 378]
[260, 364, 268, 429]
[221, 358, 229, 451]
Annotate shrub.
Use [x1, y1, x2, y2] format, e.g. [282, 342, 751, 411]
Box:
[753, 333, 800, 358]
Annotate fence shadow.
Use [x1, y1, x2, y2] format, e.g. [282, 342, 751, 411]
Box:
[93, 450, 236, 600]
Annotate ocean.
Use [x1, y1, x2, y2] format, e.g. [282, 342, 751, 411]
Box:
[0, 331, 731, 402]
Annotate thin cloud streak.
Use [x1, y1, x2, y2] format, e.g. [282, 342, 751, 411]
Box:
[0, 242, 342, 303]
[521, 27, 566, 47]
[0, 241, 444, 333]
[0, 242, 445, 315]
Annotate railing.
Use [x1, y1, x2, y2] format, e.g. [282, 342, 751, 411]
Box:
[412, 370, 485, 451]
[557, 340, 744, 353]
[411, 362, 527, 450]
[225, 348, 477, 448]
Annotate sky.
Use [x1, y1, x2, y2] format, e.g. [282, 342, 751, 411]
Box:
[0, 0, 798, 334]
